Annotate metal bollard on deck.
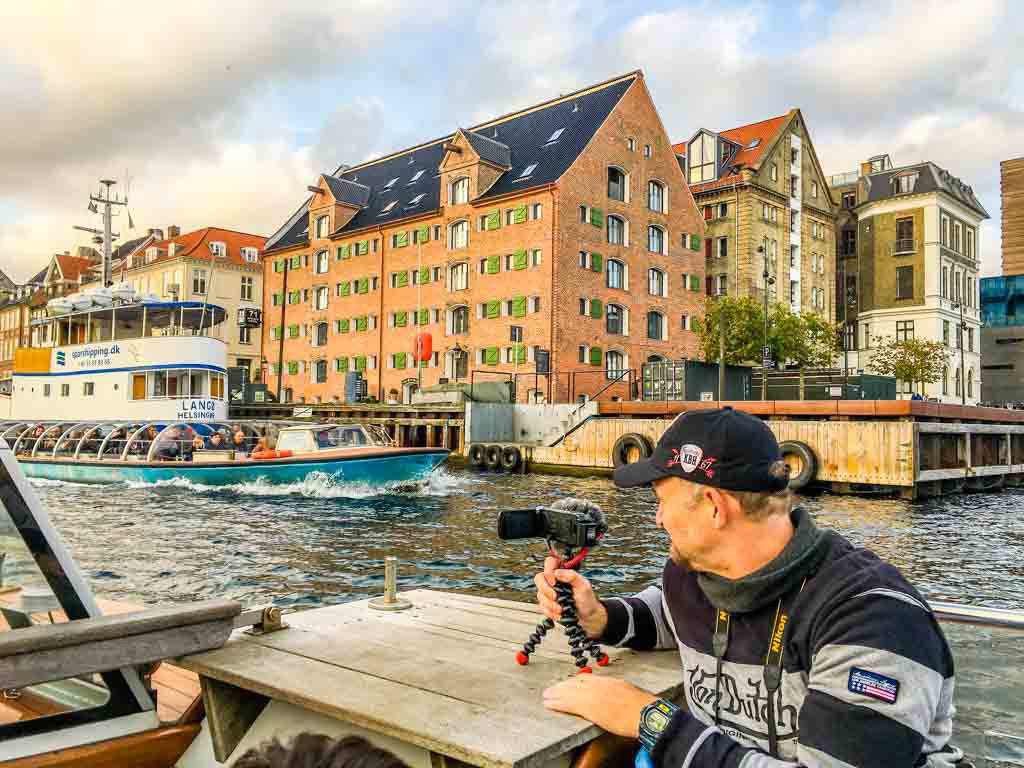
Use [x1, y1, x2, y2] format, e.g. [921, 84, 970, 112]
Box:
[369, 556, 412, 611]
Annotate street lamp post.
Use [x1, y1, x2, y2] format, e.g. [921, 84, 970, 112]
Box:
[452, 341, 464, 384]
[760, 245, 774, 400]
[953, 301, 967, 406]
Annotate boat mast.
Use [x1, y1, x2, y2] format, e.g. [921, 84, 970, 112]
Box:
[73, 179, 127, 288]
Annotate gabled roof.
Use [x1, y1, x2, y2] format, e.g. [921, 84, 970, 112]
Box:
[126, 227, 268, 271]
[266, 72, 639, 253]
[27, 267, 48, 285]
[53, 254, 97, 282]
[673, 112, 793, 194]
[864, 162, 989, 219]
[463, 130, 512, 168]
[322, 176, 372, 208]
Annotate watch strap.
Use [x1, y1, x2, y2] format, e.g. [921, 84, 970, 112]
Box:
[638, 698, 679, 753]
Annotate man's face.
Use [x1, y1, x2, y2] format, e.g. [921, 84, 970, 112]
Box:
[652, 476, 715, 570]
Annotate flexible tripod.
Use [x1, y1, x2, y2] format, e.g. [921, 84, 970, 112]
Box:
[515, 545, 609, 674]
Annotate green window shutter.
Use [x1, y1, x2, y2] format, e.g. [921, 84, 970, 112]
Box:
[339, 318, 350, 333]
[690, 275, 701, 292]
[335, 357, 348, 372]
[273, 260, 281, 273]
[485, 346, 499, 366]
[355, 316, 368, 332]
[355, 356, 367, 371]
[590, 208, 604, 227]
[590, 346, 603, 366]
[591, 253, 603, 272]
[288, 324, 299, 338]
[485, 300, 500, 319]
[513, 249, 527, 270]
[486, 255, 500, 274]
[273, 292, 283, 305]
[590, 299, 603, 319]
[287, 361, 299, 375]
[418, 266, 430, 283]
[396, 271, 409, 288]
[337, 244, 350, 260]
[356, 277, 369, 294]
[513, 204, 527, 224]
[418, 225, 429, 243]
[395, 311, 408, 327]
[514, 344, 526, 364]
[417, 308, 429, 324]
[420, 359, 428, 369]
[511, 296, 527, 318]
[290, 255, 301, 269]
[486, 209, 501, 230]
[690, 234, 701, 251]
[396, 230, 409, 248]
[340, 282, 351, 297]
[357, 240, 369, 255]
[395, 352, 407, 369]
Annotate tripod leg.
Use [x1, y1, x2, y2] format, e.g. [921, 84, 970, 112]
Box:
[555, 581, 591, 673]
[516, 617, 554, 665]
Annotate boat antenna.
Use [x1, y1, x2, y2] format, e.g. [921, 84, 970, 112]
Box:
[73, 179, 126, 287]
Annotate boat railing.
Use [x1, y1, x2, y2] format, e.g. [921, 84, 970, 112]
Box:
[932, 601, 1024, 630]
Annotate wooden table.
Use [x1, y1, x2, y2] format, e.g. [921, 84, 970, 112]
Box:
[177, 590, 683, 768]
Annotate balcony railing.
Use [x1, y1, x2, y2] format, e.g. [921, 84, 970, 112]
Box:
[892, 238, 917, 255]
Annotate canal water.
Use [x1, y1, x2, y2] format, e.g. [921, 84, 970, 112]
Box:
[31, 470, 1024, 764]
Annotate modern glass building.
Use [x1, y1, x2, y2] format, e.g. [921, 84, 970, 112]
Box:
[980, 275, 1024, 403]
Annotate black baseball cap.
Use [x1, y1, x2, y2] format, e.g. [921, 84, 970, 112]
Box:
[613, 407, 789, 492]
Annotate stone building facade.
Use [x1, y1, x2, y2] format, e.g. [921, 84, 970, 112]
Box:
[674, 110, 836, 322]
[829, 155, 989, 402]
[261, 72, 704, 404]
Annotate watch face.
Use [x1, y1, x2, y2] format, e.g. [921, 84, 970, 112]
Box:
[643, 707, 671, 735]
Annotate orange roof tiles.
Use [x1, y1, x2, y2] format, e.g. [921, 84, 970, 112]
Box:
[55, 254, 97, 282]
[120, 227, 267, 272]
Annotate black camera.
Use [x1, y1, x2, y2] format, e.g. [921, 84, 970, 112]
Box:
[497, 504, 606, 549]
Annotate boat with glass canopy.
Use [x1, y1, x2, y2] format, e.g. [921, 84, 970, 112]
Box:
[0, 421, 447, 486]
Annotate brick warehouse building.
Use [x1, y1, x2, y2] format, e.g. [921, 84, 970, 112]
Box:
[261, 71, 705, 404]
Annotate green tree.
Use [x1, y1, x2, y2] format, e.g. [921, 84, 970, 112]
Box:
[788, 311, 840, 399]
[694, 296, 765, 365]
[867, 335, 948, 391]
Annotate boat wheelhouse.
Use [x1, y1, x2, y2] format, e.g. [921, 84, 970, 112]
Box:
[14, 300, 229, 421]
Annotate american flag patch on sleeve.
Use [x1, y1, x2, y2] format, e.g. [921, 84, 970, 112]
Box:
[848, 667, 900, 703]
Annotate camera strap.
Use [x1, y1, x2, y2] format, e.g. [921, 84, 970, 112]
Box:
[710, 577, 806, 759]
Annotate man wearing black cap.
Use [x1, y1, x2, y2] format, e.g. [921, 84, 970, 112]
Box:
[536, 408, 967, 768]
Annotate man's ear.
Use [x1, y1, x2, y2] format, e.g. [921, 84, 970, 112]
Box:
[706, 487, 732, 530]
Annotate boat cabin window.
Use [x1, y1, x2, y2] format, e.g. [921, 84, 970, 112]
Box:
[39, 302, 227, 349]
[276, 430, 316, 453]
[129, 369, 225, 401]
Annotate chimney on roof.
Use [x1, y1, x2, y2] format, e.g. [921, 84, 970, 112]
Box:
[860, 161, 872, 178]
[147, 228, 164, 240]
[167, 225, 180, 238]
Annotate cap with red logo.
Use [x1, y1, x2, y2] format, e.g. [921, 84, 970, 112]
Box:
[613, 407, 789, 492]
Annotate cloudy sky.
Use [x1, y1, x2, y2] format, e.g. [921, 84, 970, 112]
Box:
[0, 0, 1020, 282]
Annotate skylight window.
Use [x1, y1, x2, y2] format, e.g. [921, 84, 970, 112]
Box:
[406, 194, 425, 208]
[408, 170, 424, 183]
[384, 178, 399, 190]
[519, 163, 538, 179]
[746, 138, 761, 149]
[546, 128, 565, 143]
[379, 200, 398, 215]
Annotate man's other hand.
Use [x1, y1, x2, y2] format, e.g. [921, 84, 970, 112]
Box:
[534, 556, 608, 639]
[543, 675, 657, 738]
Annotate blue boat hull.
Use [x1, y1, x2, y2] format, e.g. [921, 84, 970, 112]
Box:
[19, 450, 449, 486]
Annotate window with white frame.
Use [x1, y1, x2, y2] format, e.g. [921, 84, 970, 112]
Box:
[448, 220, 468, 249]
[606, 350, 625, 379]
[606, 304, 624, 335]
[648, 225, 666, 255]
[530, 202, 543, 220]
[648, 268, 667, 297]
[315, 215, 330, 239]
[451, 177, 469, 205]
[608, 215, 627, 246]
[608, 167, 627, 202]
[579, 205, 590, 223]
[315, 250, 329, 274]
[313, 322, 329, 347]
[579, 251, 588, 268]
[192, 268, 207, 295]
[718, 237, 728, 259]
[209, 241, 227, 258]
[449, 262, 469, 291]
[648, 180, 665, 213]
[241, 276, 254, 301]
[315, 286, 329, 310]
[531, 249, 542, 266]
[449, 306, 469, 335]
[717, 274, 727, 296]
[529, 296, 541, 313]
[241, 246, 259, 263]
[239, 326, 252, 345]
[647, 311, 665, 340]
[607, 259, 625, 290]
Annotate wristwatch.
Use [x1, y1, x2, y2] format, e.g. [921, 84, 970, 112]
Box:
[638, 698, 679, 753]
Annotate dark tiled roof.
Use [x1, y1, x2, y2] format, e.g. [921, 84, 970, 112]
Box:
[27, 267, 48, 284]
[323, 176, 372, 208]
[113, 235, 150, 260]
[266, 73, 637, 252]
[865, 162, 989, 218]
[464, 130, 511, 168]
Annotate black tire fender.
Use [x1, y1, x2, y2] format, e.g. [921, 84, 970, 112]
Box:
[501, 446, 522, 471]
[611, 433, 653, 468]
[484, 444, 503, 471]
[778, 440, 817, 490]
[467, 443, 486, 468]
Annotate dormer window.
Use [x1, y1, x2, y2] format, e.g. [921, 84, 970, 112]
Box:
[145, 247, 158, 263]
[451, 177, 469, 205]
[380, 200, 398, 215]
[241, 247, 259, 263]
[545, 128, 564, 145]
[746, 138, 761, 149]
[893, 172, 919, 194]
[408, 170, 424, 183]
[406, 194, 425, 208]
[384, 177, 399, 190]
[688, 132, 716, 184]
[315, 215, 330, 239]
[209, 241, 227, 258]
[519, 163, 537, 179]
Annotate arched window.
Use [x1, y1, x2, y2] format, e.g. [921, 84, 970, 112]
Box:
[607, 215, 626, 246]
[450, 177, 469, 205]
[648, 225, 666, 255]
[647, 311, 664, 340]
[314, 322, 329, 347]
[608, 167, 627, 202]
[955, 367, 962, 396]
[607, 259, 625, 290]
[647, 354, 666, 363]
[967, 369, 974, 398]
[450, 305, 470, 335]
[314, 249, 329, 274]
[314, 286, 329, 310]
[942, 366, 949, 395]
[648, 180, 666, 213]
[606, 350, 626, 379]
[448, 220, 469, 249]
[314, 359, 328, 383]
[648, 268, 666, 297]
[284, 388, 294, 402]
[606, 304, 624, 335]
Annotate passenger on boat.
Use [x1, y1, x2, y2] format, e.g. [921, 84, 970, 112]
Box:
[232, 429, 249, 456]
[254, 437, 270, 453]
[105, 428, 126, 456]
[535, 409, 970, 768]
[234, 733, 408, 768]
[208, 432, 226, 450]
[130, 426, 159, 457]
[191, 435, 205, 454]
[155, 428, 182, 461]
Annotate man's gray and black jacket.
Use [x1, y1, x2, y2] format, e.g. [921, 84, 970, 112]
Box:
[601, 508, 963, 768]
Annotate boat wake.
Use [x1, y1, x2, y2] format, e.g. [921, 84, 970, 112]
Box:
[120, 468, 473, 499]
